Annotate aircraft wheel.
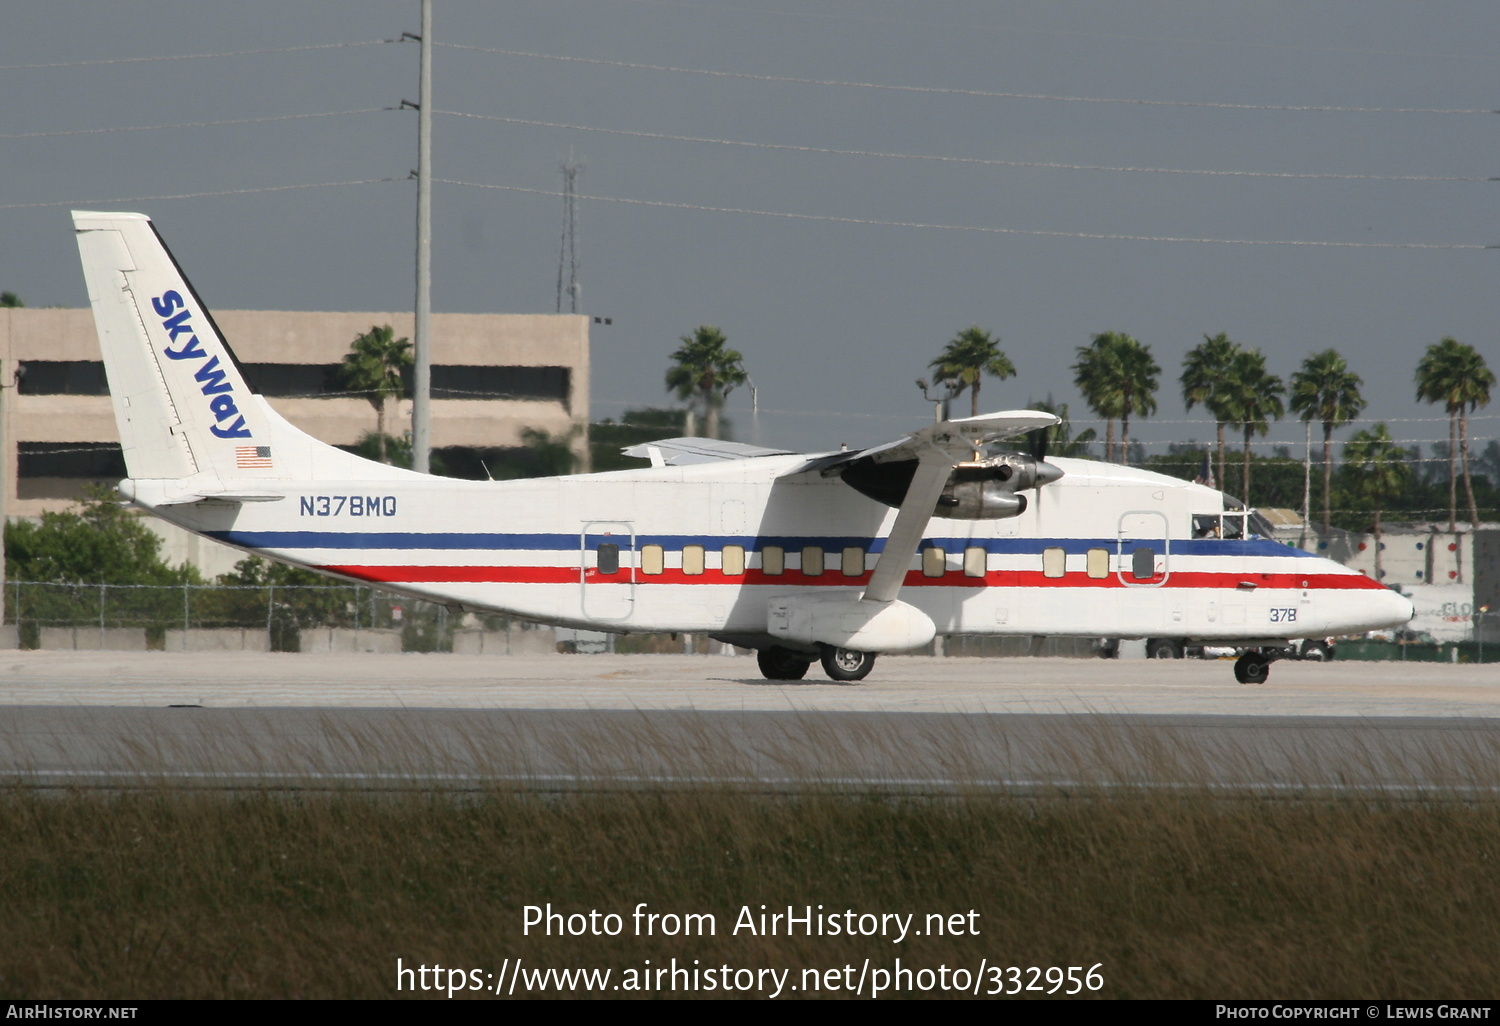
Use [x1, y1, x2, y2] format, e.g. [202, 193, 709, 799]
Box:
[1146, 638, 1184, 660]
[1233, 651, 1271, 685]
[757, 647, 812, 681]
[1299, 639, 1332, 662]
[820, 645, 876, 682]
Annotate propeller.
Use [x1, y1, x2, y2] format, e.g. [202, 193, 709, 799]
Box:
[1026, 422, 1050, 463]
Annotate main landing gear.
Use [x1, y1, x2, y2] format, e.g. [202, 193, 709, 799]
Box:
[757, 646, 812, 681]
[819, 644, 877, 682]
[755, 645, 877, 682]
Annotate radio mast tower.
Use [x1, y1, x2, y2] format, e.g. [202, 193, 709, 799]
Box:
[555, 158, 582, 313]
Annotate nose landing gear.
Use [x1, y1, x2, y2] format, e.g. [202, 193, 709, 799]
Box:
[1233, 649, 1280, 684]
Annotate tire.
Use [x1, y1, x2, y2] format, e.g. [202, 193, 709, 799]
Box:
[1146, 638, 1184, 660]
[1299, 640, 1331, 662]
[757, 647, 811, 681]
[1234, 652, 1271, 685]
[820, 645, 876, 682]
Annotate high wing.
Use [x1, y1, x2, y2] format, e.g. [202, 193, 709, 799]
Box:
[624, 411, 1057, 472]
[758, 409, 1063, 659]
[818, 410, 1059, 469]
[622, 437, 799, 467]
[842, 411, 1060, 603]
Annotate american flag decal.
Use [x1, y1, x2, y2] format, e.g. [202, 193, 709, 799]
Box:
[235, 446, 273, 469]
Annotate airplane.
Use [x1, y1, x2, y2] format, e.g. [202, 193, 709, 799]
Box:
[71, 210, 1413, 685]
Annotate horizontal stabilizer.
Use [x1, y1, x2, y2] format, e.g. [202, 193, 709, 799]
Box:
[154, 492, 287, 506]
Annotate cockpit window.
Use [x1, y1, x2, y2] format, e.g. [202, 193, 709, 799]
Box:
[1192, 512, 1251, 539]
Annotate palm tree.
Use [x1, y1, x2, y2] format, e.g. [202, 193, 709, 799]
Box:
[1416, 338, 1495, 530]
[928, 326, 1016, 419]
[1073, 332, 1156, 463]
[1219, 348, 1284, 505]
[1341, 424, 1411, 582]
[1022, 395, 1097, 460]
[1114, 334, 1160, 463]
[1289, 349, 1365, 534]
[338, 325, 412, 464]
[1073, 338, 1122, 463]
[665, 326, 747, 439]
[1180, 333, 1242, 488]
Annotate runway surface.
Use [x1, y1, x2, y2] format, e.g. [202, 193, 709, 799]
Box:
[2, 651, 1497, 792]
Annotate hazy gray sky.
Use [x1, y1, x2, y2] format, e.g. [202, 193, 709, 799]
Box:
[3, 1, 1495, 459]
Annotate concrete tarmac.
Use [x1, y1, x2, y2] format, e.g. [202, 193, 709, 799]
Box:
[1, 651, 1497, 792]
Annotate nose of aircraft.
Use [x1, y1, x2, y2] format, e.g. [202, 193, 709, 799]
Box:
[1035, 460, 1065, 486]
[1381, 588, 1416, 629]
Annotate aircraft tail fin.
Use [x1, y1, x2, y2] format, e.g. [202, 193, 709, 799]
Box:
[72, 211, 418, 484]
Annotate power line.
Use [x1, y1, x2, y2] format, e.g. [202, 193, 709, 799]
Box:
[440, 110, 1495, 183]
[0, 177, 403, 211]
[432, 177, 1492, 250]
[436, 43, 1498, 115]
[0, 40, 393, 71]
[0, 108, 390, 140]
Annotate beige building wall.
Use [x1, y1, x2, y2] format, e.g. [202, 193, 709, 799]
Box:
[0, 307, 590, 518]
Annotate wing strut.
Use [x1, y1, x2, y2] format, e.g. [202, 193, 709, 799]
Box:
[861, 445, 953, 605]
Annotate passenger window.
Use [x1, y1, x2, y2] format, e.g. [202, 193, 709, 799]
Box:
[761, 545, 784, 576]
[641, 544, 664, 576]
[1042, 546, 1065, 579]
[596, 543, 620, 575]
[721, 544, 745, 576]
[1132, 546, 1155, 580]
[963, 546, 987, 578]
[842, 546, 864, 577]
[922, 546, 946, 578]
[801, 546, 824, 577]
[682, 544, 705, 576]
[1086, 547, 1109, 579]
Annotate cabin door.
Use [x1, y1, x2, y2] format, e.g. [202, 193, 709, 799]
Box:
[1116, 510, 1170, 633]
[1116, 511, 1170, 587]
[580, 521, 636, 621]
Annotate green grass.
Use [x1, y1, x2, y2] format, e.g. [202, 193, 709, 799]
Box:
[4, 787, 1500, 999]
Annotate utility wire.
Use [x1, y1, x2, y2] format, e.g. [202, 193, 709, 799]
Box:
[0, 178, 403, 211]
[0, 108, 389, 140]
[440, 110, 1495, 183]
[436, 43, 1498, 115]
[0, 40, 393, 71]
[432, 177, 1492, 249]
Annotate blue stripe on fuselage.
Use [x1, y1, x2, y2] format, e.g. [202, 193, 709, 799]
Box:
[207, 529, 1317, 559]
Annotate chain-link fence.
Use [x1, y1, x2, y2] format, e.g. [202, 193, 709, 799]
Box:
[3, 580, 467, 653]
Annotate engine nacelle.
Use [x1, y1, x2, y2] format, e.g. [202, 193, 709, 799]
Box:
[935, 453, 1060, 519]
[837, 450, 1064, 519]
[937, 478, 1028, 519]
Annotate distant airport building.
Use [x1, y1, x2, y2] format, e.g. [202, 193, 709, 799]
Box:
[1263, 508, 1500, 643]
[0, 307, 589, 573]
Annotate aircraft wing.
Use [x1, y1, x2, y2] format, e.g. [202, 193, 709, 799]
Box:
[783, 409, 1059, 477]
[849, 410, 1057, 464]
[623, 437, 800, 467]
[824, 410, 1060, 606]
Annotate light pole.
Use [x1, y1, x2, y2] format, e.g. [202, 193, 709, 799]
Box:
[916, 378, 963, 423]
[746, 375, 759, 446]
[411, 0, 433, 473]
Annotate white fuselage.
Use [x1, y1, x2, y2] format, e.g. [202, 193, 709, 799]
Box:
[130, 453, 1410, 645]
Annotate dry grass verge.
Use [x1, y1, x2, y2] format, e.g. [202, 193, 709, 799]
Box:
[3, 785, 1499, 999]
